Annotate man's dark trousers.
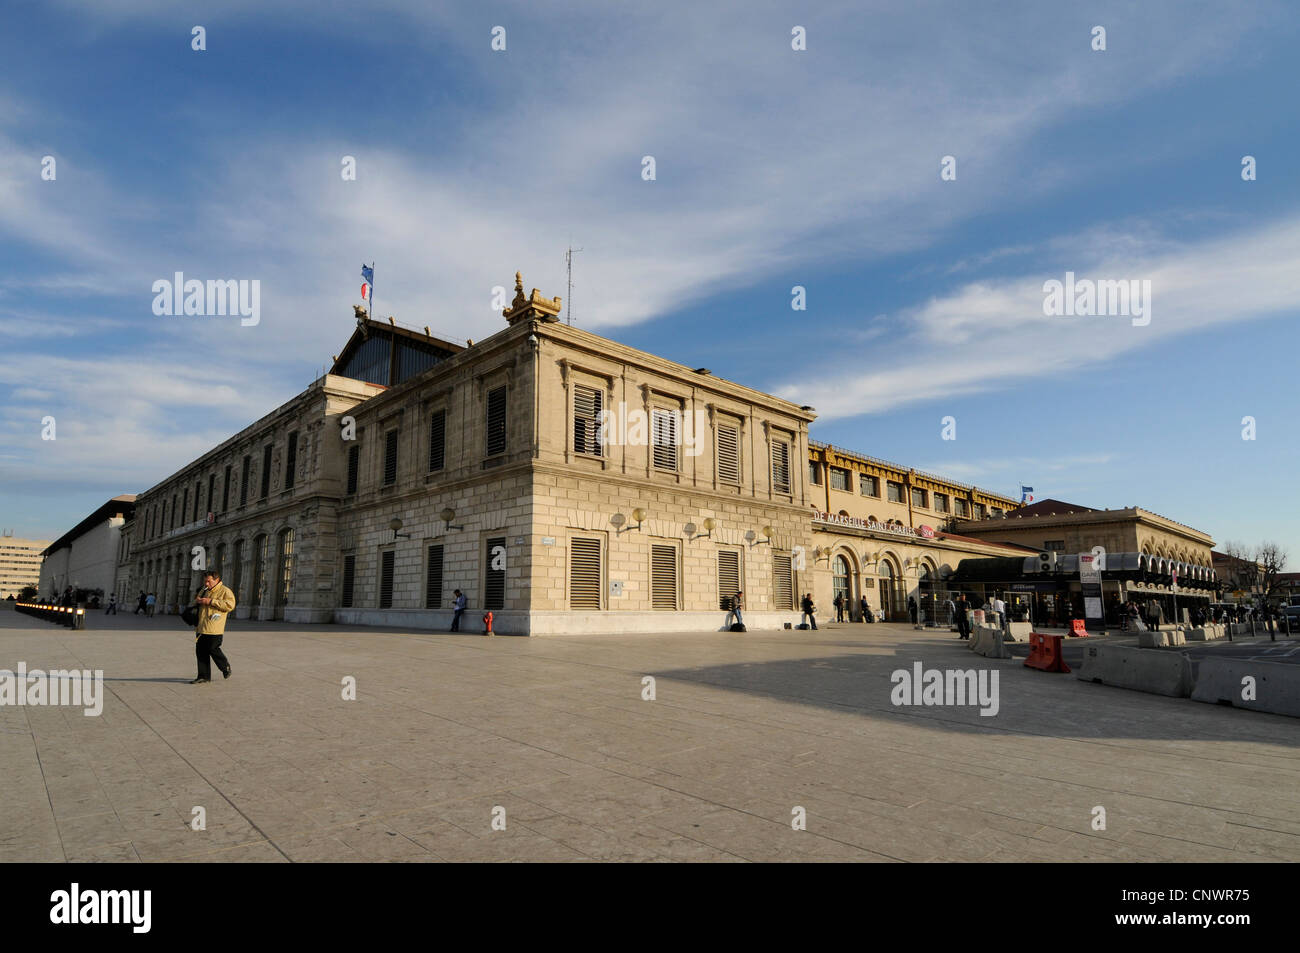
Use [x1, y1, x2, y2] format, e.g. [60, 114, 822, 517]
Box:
[451, 609, 464, 632]
[196, 634, 229, 680]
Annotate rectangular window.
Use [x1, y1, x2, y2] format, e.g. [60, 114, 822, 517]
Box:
[207, 473, 215, 516]
[972, 503, 986, 519]
[485, 385, 507, 456]
[284, 431, 298, 490]
[222, 465, 231, 511]
[717, 550, 741, 610]
[346, 444, 359, 494]
[428, 409, 446, 471]
[384, 429, 399, 486]
[260, 443, 273, 499]
[651, 408, 678, 471]
[809, 462, 822, 486]
[991, 507, 1003, 518]
[425, 545, 444, 609]
[887, 481, 904, 503]
[954, 499, 969, 518]
[573, 385, 604, 456]
[1044, 539, 1065, 552]
[716, 422, 741, 484]
[860, 474, 879, 497]
[379, 549, 395, 608]
[484, 536, 506, 610]
[829, 467, 850, 492]
[773, 553, 794, 610]
[240, 455, 251, 506]
[911, 487, 927, 508]
[569, 537, 601, 610]
[193, 482, 200, 522]
[171, 495, 177, 529]
[341, 554, 356, 608]
[182, 488, 189, 525]
[771, 440, 791, 494]
[651, 543, 678, 610]
[934, 492, 949, 513]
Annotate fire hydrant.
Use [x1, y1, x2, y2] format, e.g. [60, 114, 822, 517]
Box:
[483, 611, 494, 636]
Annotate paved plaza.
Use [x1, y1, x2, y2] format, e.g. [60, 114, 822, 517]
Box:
[2, 606, 1298, 862]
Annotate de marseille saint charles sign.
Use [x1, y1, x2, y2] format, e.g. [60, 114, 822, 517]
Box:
[813, 512, 935, 539]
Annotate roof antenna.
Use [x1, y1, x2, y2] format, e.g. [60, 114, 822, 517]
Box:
[566, 244, 582, 326]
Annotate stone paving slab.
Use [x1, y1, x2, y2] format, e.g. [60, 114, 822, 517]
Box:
[1, 609, 1298, 862]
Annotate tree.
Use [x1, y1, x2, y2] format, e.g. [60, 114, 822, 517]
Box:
[1257, 542, 1290, 603]
[18, 585, 37, 600]
[1220, 541, 1259, 595]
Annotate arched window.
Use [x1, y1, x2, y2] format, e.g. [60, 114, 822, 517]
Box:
[833, 555, 850, 605]
[251, 534, 268, 605]
[276, 528, 295, 605]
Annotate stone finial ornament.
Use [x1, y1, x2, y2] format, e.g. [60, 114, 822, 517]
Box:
[503, 270, 562, 325]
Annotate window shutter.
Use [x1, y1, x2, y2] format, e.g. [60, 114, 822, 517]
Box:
[652, 409, 678, 471]
[771, 440, 791, 494]
[717, 550, 741, 610]
[773, 554, 794, 610]
[425, 545, 443, 609]
[485, 536, 506, 610]
[341, 554, 356, 608]
[651, 544, 678, 610]
[486, 385, 507, 456]
[346, 444, 359, 494]
[429, 409, 446, 471]
[569, 537, 601, 609]
[379, 550, 395, 608]
[573, 385, 603, 455]
[384, 429, 399, 485]
[717, 423, 740, 483]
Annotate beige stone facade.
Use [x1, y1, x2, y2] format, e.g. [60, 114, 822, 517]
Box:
[1, 536, 50, 599]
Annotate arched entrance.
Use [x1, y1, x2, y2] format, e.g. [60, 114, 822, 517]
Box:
[879, 558, 903, 621]
[833, 553, 853, 621]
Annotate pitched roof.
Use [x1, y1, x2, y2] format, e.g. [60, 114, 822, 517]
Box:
[1006, 498, 1098, 518]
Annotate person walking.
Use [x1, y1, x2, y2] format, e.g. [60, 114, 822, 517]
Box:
[955, 595, 971, 639]
[146, 592, 156, 617]
[726, 591, 744, 629]
[105, 594, 118, 615]
[833, 592, 845, 622]
[908, 595, 918, 626]
[800, 593, 818, 630]
[135, 590, 147, 615]
[859, 595, 869, 623]
[190, 569, 236, 684]
[450, 589, 467, 632]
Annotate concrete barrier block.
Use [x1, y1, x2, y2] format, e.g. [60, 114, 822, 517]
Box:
[1006, 621, 1033, 642]
[1185, 627, 1208, 641]
[1192, 658, 1300, 718]
[1168, 630, 1186, 646]
[1137, 630, 1168, 648]
[1076, 643, 1193, 697]
[969, 625, 1011, 659]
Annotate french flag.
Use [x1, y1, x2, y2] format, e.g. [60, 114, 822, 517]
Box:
[1021, 486, 1034, 503]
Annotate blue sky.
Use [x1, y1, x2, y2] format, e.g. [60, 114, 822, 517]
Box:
[2, 1, 1297, 566]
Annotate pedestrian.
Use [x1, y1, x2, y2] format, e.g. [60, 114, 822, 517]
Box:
[992, 595, 1006, 630]
[190, 569, 236, 684]
[726, 591, 744, 629]
[834, 592, 845, 622]
[106, 594, 117, 615]
[451, 589, 467, 632]
[146, 592, 156, 617]
[942, 596, 956, 628]
[955, 594, 971, 639]
[800, 593, 818, 630]
[908, 595, 918, 625]
[135, 590, 147, 615]
[859, 595, 869, 623]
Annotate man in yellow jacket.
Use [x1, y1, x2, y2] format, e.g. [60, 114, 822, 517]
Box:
[191, 569, 237, 684]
